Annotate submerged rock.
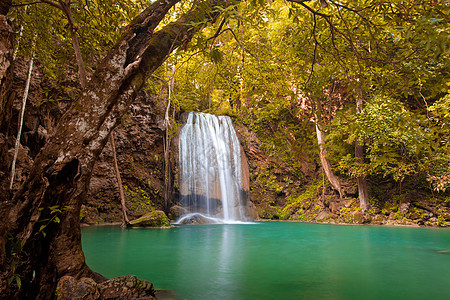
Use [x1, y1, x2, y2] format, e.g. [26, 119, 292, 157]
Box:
[128, 210, 171, 228]
[56, 275, 156, 299]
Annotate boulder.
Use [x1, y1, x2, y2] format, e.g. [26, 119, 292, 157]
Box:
[372, 214, 386, 225]
[169, 205, 188, 220]
[363, 213, 372, 224]
[56, 276, 99, 300]
[56, 275, 156, 300]
[129, 210, 171, 228]
[399, 202, 411, 214]
[99, 275, 156, 299]
[177, 213, 215, 225]
[429, 217, 438, 223]
[350, 211, 365, 224]
[248, 201, 260, 220]
[316, 210, 331, 221]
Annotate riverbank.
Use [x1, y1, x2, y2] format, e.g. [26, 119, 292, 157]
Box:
[80, 211, 449, 228]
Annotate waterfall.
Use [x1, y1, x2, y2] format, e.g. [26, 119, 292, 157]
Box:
[178, 112, 247, 223]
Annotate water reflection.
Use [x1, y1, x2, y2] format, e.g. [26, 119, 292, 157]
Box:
[82, 223, 450, 300]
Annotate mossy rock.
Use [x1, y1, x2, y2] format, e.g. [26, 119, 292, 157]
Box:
[372, 214, 386, 225]
[129, 210, 171, 228]
[257, 205, 279, 219]
[349, 211, 365, 224]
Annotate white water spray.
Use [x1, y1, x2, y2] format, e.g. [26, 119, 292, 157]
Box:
[177, 112, 248, 223]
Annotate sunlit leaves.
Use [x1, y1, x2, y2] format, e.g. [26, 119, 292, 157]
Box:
[10, 0, 146, 82]
[328, 92, 450, 188]
[353, 95, 428, 154]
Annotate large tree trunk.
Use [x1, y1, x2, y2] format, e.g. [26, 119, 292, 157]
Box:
[0, 0, 233, 297]
[0, 0, 14, 201]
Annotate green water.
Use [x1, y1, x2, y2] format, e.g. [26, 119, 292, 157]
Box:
[82, 222, 450, 300]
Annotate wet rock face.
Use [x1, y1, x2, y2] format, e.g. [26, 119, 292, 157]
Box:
[7, 58, 70, 193]
[56, 275, 156, 300]
[85, 90, 166, 223]
[10, 60, 168, 223]
[169, 205, 188, 220]
[233, 122, 312, 218]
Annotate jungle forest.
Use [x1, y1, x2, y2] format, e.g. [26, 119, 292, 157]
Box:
[0, 0, 449, 299]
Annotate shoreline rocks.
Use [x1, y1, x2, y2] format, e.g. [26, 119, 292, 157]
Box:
[56, 275, 156, 300]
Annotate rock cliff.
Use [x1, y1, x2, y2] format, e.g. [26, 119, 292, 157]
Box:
[7, 59, 169, 223]
[83, 90, 167, 224]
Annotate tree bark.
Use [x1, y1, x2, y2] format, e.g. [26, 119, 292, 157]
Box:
[355, 95, 369, 211]
[0, 1, 14, 202]
[315, 123, 344, 200]
[355, 140, 369, 210]
[164, 67, 175, 212]
[110, 130, 129, 227]
[0, 0, 236, 297]
[0, 2, 14, 294]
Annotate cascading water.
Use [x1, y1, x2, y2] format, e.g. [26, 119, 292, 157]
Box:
[177, 112, 248, 224]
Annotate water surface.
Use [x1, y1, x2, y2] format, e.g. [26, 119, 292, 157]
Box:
[82, 222, 450, 299]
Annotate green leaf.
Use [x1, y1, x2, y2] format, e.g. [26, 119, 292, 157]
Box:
[16, 277, 21, 290]
[209, 48, 223, 63]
